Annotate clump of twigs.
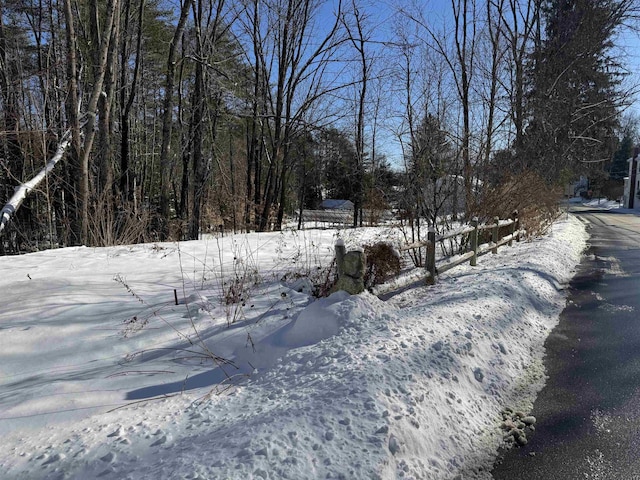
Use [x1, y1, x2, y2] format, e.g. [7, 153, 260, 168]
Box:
[471, 171, 562, 239]
[363, 242, 401, 288]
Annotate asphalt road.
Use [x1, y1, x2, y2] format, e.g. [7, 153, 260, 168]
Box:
[491, 207, 640, 479]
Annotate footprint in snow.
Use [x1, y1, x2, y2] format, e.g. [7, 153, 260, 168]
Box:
[150, 435, 167, 447]
[107, 427, 124, 438]
[100, 452, 116, 463]
[42, 452, 65, 466]
[74, 448, 87, 458]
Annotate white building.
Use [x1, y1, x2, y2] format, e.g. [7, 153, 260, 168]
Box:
[564, 175, 589, 198]
[622, 152, 640, 209]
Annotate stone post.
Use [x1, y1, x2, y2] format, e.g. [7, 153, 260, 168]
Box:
[335, 239, 346, 277]
[333, 240, 366, 294]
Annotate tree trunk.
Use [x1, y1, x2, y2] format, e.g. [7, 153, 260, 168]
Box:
[188, 17, 205, 240]
[119, 0, 145, 203]
[97, 1, 121, 198]
[63, 0, 120, 245]
[63, 0, 82, 245]
[158, 0, 193, 239]
[452, 0, 475, 219]
[345, 3, 368, 228]
[1, 131, 72, 236]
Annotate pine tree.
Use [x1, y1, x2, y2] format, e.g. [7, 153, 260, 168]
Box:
[318, 128, 359, 202]
[404, 113, 457, 226]
[609, 130, 634, 179]
[522, 0, 626, 184]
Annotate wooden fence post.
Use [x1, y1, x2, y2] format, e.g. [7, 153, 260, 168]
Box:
[470, 217, 479, 266]
[335, 239, 346, 277]
[427, 228, 436, 284]
[514, 210, 520, 242]
[509, 210, 517, 246]
[492, 216, 500, 254]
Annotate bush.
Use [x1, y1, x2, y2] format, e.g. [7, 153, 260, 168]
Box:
[471, 171, 562, 238]
[363, 242, 401, 289]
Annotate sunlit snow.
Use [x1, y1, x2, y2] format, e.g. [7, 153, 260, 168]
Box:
[0, 211, 590, 479]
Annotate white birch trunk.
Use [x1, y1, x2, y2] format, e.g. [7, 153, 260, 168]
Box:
[0, 130, 72, 235]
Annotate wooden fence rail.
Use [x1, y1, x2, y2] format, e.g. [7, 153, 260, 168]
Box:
[300, 209, 353, 227]
[370, 211, 522, 296]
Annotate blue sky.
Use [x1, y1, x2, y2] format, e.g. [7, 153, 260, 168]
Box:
[161, 0, 640, 163]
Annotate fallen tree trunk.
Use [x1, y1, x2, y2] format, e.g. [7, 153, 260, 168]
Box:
[0, 129, 72, 236]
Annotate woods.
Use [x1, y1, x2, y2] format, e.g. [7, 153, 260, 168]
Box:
[0, 0, 637, 253]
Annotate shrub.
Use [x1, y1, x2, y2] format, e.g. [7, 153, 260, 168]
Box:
[471, 171, 562, 238]
[363, 242, 401, 288]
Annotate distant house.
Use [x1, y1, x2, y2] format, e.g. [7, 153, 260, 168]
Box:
[622, 150, 640, 209]
[320, 199, 354, 210]
[564, 175, 589, 198]
[424, 175, 482, 216]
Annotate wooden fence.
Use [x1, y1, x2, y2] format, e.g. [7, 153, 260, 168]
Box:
[299, 209, 396, 228]
[300, 209, 353, 227]
[371, 212, 523, 296]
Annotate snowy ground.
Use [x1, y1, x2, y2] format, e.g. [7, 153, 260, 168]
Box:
[569, 196, 630, 211]
[0, 210, 591, 479]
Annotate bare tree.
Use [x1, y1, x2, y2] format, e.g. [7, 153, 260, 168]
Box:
[0, 3, 25, 250]
[239, 0, 344, 231]
[158, 0, 193, 238]
[65, 0, 120, 244]
[501, 0, 538, 155]
[402, 0, 478, 218]
[0, 3, 20, 184]
[480, 0, 507, 170]
[342, 0, 370, 227]
[186, 0, 228, 240]
[451, 0, 477, 217]
[119, 0, 145, 203]
[62, 0, 82, 244]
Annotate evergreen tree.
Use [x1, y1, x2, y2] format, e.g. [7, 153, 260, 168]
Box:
[365, 156, 399, 211]
[317, 128, 359, 202]
[609, 131, 633, 179]
[405, 113, 456, 225]
[522, 0, 626, 184]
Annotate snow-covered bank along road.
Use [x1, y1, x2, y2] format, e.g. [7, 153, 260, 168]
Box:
[0, 215, 587, 479]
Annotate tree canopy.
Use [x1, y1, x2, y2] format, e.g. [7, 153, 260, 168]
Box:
[0, 0, 638, 253]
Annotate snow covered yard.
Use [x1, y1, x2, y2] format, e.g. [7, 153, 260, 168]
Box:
[0, 215, 588, 479]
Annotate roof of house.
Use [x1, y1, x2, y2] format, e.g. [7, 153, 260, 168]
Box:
[320, 199, 354, 210]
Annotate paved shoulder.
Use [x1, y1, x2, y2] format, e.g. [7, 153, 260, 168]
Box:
[492, 211, 640, 479]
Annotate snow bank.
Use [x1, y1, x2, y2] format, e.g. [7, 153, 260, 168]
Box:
[0, 216, 588, 479]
